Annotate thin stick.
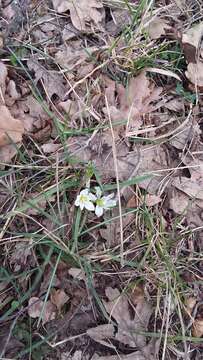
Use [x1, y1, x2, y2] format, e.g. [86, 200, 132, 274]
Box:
[105, 96, 124, 267]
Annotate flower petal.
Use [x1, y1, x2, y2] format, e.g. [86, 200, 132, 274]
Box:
[88, 192, 97, 202]
[80, 203, 85, 210]
[95, 205, 103, 217]
[106, 193, 114, 200]
[75, 196, 80, 206]
[95, 187, 102, 199]
[80, 188, 89, 195]
[84, 201, 95, 211]
[104, 199, 117, 209]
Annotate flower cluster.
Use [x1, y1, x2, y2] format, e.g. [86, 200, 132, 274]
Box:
[75, 187, 116, 217]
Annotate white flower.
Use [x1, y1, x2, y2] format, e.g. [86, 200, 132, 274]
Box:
[75, 189, 96, 211]
[95, 187, 117, 217]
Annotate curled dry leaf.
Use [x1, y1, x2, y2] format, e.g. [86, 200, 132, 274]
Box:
[59, 99, 89, 121]
[2, 3, 15, 20]
[28, 297, 56, 324]
[68, 267, 86, 280]
[41, 142, 61, 154]
[52, 0, 104, 32]
[144, 194, 162, 207]
[185, 61, 203, 87]
[24, 192, 56, 216]
[165, 97, 184, 112]
[169, 122, 200, 150]
[0, 105, 24, 148]
[87, 323, 115, 349]
[182, 22, 203, 63]
[55, 43, 98, 72]
[147, 17, 171, 40]
[104, 71, 162, 136]
[27, 58, 67, 100]
[0, 144, 20, 164]
[192, 302, 203, 337]
[169, 188, 190, 214]
[105, 8, 131, 37]
[192, 318, 203, 338]
[6, 80, 21, 104]
[10, 242, 33, 272]
[28, 297, 44, 318]
[183, 22, 203, 86]
[172, 174, 203, 202]
[100, 209, 135, 247]
[185, 297, 197, 316]
[90, 286, 152, 348]
[50, 288, 70, 311]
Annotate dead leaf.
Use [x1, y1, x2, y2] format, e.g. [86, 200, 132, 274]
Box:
[182, 22, 203, 63]
[88, 287, 155, 359]
[185, 61, 203, 87]
[105, 8, 131, 37]
[10, 242, 33, 272]
[172, 175, 203, 202]
[41, 142, 61, 154]
[165, 98, 184, 112]
[37, 14, 58, 32]
[50, 288, 69, 311]
[2, 4, 15, 20]
[28, 297, 44, 318]
[0, 143, 20, 164]
[87, 323, 115, 349]
[68, 267, 86, 280]
[144, 194, 162, 207]
[126, 195, 138, 208]
[55, 44, 98, 72]
[62, 26, 80, 42]
[169, 123, 200, 150]
[52, 0, 104, 32]
[192, 302, 203, 337]
[27, 58, 67, 100]
[103, 286, 152, 348]
[104, 71, 162, 136]
[24, 192, 56, 216]
[28, 297, 56, 324]
[67, 133, 168, 193]
[0, 105, 24, 146]
[100, 208, 135, 247]
[169, 189, 190, 214]
[192, 318, 203, 338]
[39, 265, 61, 295]
[185, 297, 197, 316]
[6, 80, 21, 105]
[58, 99, 89, 121]
[147, 17, 171, 40]
[19, 95, 46, 119]
[146, 67, 181, 82]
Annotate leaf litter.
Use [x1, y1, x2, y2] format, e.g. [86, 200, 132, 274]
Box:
[52, 0, 105, 32]
[0, 1, 203, 359]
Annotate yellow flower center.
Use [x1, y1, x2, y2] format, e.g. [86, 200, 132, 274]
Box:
[96, 198, 105, 207]
[80, 195, 88, 203]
